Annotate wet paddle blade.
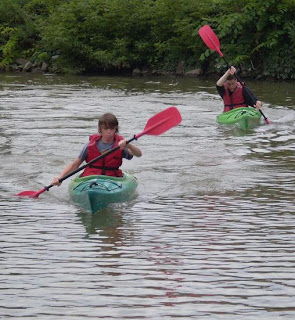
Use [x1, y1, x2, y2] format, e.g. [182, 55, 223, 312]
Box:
[198, 25, 224, 57]
[135, 106, 182, 138]
[17, 188, 47, 198]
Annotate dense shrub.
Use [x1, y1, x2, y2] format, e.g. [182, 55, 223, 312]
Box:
[0, 0, 295, 79]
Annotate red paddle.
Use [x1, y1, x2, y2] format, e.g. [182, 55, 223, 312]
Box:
[17, 106, 182, 198]
[199, 24, 270, 124]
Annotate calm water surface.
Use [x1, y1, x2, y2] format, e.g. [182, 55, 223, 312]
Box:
[1, 73, 294, 319]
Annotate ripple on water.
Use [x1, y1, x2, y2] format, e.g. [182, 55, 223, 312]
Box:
[0, 75, 294, 319]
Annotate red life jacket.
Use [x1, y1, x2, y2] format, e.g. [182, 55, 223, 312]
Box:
[81, 133, 124, 177]
[223, 82, 248, 112]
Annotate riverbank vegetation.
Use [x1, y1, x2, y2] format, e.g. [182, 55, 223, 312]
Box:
[1, 0, 295, 79]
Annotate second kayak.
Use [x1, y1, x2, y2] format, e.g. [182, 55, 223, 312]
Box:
[217, 107, 261, 130]
[68, 172, 138, 213]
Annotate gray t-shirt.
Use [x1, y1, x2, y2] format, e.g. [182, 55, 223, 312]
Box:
[78, 140, 133, 161]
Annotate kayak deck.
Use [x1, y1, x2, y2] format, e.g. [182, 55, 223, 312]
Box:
[217, 107, 261, 130]
[69, 173, 138, 213]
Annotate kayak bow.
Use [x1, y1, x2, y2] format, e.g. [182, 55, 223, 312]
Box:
[68, 172, 138, 213]
[216, 107, 261, 130]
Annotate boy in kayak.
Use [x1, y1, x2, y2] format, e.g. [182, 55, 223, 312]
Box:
[52, 113, 142, 186]
[216, 66, 262, 112]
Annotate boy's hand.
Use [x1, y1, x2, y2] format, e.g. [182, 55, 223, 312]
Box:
[254, 100, 262, 109]
[118, 139, 127, 150]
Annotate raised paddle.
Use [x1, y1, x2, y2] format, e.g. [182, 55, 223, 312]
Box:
[17, 106, 182, 198]
[198, 24, 270, 124]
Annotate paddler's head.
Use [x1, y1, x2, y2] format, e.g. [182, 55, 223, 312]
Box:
[226, 74, 238, 92]
[98, 113, 119, 133]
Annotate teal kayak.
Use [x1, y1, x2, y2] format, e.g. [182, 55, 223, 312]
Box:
[216, 107, 261, 130]
[68, 173, 138, 213]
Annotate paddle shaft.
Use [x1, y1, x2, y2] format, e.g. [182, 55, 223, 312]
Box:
[17, 106, 182, 198]
[52, 116, 176, 188]
[54, 114, 177, 186]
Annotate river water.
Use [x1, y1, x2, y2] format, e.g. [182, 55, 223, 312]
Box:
[1, 73, 294, 319]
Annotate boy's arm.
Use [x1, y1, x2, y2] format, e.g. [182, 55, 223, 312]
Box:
[118, 139, 142, 157]
[216, 66, 236, 87]
[126, 143, 142, 157]
[242, 87, 262, 109]
[52, 158, 83, 185]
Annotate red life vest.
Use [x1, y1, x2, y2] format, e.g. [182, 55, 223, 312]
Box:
[223, 82, 248, 112]
[81, 133, 124, 177]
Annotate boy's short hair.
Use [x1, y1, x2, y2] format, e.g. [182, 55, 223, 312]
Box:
[227, 74, 237, 81]
[98, 113, 119, 132]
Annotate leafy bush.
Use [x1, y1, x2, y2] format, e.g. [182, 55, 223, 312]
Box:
[0, 0, 295, 78]
[199, 0, 295, 79]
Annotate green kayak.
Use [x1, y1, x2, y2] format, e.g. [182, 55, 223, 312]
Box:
[216, 107, 261, 130]
[68, 172, 138, 213]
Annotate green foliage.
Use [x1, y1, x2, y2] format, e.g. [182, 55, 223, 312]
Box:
[0, 0, 44, 70]
[37, 0, 208, 73]
[0, 0, 295, 78]
[0, 27, 18, 69]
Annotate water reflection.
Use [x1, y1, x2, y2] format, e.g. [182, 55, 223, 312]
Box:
[77, 207, 126, 240]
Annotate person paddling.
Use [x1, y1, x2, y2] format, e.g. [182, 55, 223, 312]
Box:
[216, 66, 262, 112]
[52, 113, 142, 186]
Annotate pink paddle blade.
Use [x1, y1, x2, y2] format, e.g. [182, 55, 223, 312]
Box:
[135, 106, 182, 139]
[198, 25, 224, 57]
[16, 188, 47, 198]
